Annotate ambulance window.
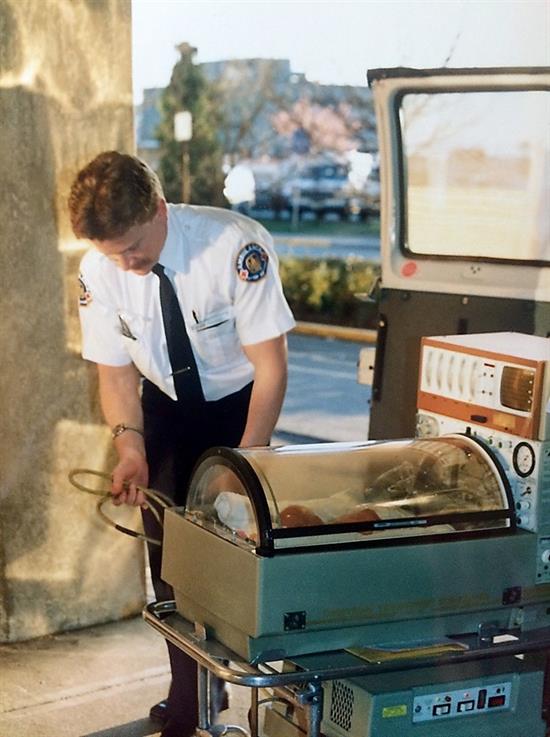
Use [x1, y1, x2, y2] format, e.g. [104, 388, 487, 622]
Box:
[399, 90, 549, 263]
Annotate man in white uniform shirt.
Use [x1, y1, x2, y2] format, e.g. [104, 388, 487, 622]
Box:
[68, 151, 295, 737]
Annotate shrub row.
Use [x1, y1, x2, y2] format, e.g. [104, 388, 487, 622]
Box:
[279, 256, 380, 329]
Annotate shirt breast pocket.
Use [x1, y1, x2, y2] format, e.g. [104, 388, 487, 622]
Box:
[191, 309, 241, 365]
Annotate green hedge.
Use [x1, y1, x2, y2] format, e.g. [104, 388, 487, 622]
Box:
[279, 256, 380, 328]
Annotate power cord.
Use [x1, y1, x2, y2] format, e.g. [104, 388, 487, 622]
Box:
[68, 468, 173, 546]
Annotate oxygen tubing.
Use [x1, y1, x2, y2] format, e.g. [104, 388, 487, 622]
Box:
[68, 468, 173, 546]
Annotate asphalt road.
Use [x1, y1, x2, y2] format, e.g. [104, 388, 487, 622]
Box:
[275, 332, 372, 444]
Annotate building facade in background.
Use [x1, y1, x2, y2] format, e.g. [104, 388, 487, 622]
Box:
[136, 55, 379, 218]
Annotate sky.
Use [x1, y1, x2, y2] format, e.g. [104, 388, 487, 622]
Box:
[131, 0, 550, 103]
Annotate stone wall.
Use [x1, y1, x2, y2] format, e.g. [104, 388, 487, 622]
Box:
[0, 0, 145, 641]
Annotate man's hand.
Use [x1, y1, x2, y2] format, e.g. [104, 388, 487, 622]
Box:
[96, 363, 149, 508]
[111, 447, 149, 508]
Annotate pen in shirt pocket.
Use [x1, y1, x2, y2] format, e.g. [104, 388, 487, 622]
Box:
[192, 310, 199, 323]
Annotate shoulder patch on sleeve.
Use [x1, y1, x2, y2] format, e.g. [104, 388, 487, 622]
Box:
[236, 243, 269, 282]
[79, 274, 93, 306]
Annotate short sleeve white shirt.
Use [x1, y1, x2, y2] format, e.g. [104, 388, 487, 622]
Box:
[78, 204, 296, 401]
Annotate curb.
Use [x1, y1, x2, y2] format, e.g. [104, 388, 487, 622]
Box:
[293, 320, 377, 344]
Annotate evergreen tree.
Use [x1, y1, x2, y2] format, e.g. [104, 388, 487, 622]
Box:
[156, 42, 226, 206]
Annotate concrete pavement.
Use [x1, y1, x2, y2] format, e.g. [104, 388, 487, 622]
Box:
[0, 614, 169, 737]
[0, 585, 251, 737]
[277, 331, 372, 443]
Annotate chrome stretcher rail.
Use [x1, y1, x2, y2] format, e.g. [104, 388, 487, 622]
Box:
[143, 601, 550, 736]
[144, 601, 328, 737]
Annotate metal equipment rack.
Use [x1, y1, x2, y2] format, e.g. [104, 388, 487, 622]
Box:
[144, 601, 550, 737]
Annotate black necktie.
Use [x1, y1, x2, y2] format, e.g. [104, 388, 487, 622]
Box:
[152, 263, 204, 402]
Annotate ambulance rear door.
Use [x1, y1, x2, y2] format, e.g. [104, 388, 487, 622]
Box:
[367, 66, 550, 439]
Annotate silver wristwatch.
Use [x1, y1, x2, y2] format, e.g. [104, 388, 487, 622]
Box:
[111, 423, 144, 439]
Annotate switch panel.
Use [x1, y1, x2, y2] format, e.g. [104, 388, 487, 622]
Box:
[412, 681, 511, 723]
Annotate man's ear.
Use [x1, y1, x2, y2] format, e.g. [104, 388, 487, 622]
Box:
[157, 198, 167, 217]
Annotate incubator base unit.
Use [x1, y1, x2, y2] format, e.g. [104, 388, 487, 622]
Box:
[162, 435, 550, 663]
[320, 655, 545, 737]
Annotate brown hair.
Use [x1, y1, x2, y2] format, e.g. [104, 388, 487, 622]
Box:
[68, 151, 164, 240]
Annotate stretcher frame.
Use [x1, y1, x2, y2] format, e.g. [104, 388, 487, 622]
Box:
[144, 600, 550, 737]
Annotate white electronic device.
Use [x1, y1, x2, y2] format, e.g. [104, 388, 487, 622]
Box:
[417, 332, 550, 582]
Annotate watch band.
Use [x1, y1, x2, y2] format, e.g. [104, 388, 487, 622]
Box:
[111, 423, 144, 439]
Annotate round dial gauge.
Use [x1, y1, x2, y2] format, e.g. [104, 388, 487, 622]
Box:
[512, 442, 536, 478]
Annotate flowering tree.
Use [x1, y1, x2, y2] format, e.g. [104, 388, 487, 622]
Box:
[272, 99, 362, 155]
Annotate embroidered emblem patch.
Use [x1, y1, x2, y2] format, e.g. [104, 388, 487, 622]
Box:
[78, 275, 92, 306]
[118, 315, 137, 341]
[236, 243, 268, 282]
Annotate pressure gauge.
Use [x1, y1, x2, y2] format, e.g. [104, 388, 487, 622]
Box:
[512, 441, 536, 478]
[416, 413, 439, 438]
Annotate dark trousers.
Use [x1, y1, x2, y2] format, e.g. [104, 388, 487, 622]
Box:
[141, 379, 253, 734]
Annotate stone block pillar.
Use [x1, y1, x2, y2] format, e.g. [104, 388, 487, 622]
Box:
[0, 0, 146, 641]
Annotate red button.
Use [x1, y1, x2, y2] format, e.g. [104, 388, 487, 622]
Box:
[401, 261, 418, 277]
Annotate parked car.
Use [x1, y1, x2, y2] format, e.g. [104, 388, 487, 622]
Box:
[280, 162, 349, 219]
[249, 157, 380, 221]
[275, 161, 380, 221]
